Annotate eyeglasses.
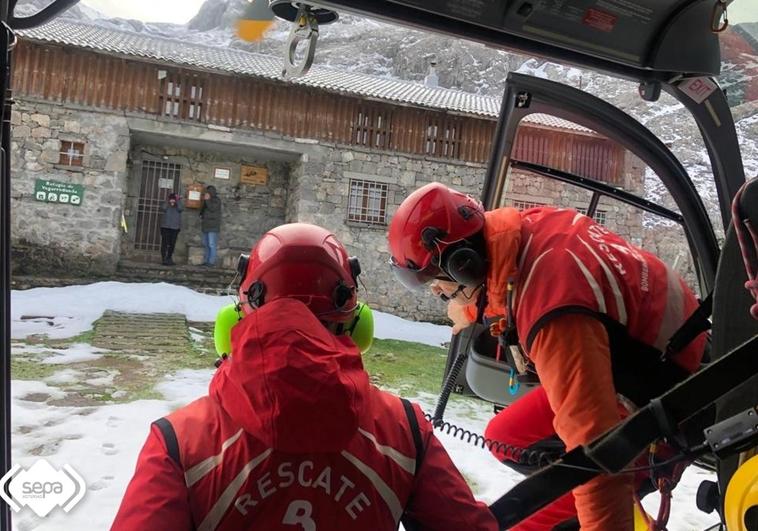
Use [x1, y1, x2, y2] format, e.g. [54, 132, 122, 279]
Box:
[389, 255, 443, 291]
[439, 284, 466, 302]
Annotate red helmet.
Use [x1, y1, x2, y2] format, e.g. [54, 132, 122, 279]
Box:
[388, 183, 484, 290]
[238, 223, 360, 322]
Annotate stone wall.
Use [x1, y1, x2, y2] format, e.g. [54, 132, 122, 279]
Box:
[123, 145, 291, 268]
[503, 150, 647, 243]
[9, 100, 130, 276]
[291, 146, 649, 322]
[9, 98, 668, 324]
[294, 147, 486, 323]
[642, 219, 700, 292]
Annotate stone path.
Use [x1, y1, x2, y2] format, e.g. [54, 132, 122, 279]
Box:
[13, 311, 214, 408]
[92, 310, 193, 354]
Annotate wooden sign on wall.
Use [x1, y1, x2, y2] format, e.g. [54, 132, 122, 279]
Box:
[240, 165, 268, 186]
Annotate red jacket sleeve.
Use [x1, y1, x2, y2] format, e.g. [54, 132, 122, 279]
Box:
[402, 404, 498, 531]
[111, 423, 194, 531]
[530, 314, 633, 531]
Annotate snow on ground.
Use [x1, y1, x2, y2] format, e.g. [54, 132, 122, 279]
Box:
[372, 310, 452, 347]
[10, 342, 107, 365]
[11, 281, 451, 347]
[8, 282, 718, 530]
[40, 344, 108, 365]
[10, 282, 236, 339]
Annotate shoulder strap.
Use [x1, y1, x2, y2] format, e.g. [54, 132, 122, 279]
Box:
[153, 417, 181, 466]
[400, 398, 425, 475]
[665, 291, 713, 358]
[399, 398, 426, 531]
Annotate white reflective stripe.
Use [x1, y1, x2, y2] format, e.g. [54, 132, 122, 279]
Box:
[518, 248, 552, 306]
[518, 233, 534, 273]
[513, 233, 534, 304]
[566, 249, 606, 313]
[572, 212, 584, 226]
[197, 448, 273, 531]
[577, 236, 627, 325]
[185, 428, 244, 487]
[654, 265, 686, 351]
[358, 428, 415, 475]
[341, 450, 403, 524]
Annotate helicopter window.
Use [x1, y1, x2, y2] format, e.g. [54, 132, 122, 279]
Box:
[493, 113, 699, 290]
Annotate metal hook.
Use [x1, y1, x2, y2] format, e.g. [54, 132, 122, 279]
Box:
[711, 0, 728, 33]
[282, 3, 318, 79]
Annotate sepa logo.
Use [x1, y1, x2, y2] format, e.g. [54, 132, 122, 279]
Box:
[0, 460, 86, 517]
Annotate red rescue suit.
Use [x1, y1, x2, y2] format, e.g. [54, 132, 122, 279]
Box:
[467, 207, 705, 530]
[112, 298, 497, 531]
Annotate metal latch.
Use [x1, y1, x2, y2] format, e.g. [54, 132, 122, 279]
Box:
[704, 407, 758, 457]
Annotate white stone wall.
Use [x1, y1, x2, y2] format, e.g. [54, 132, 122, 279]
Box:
[10, 100, 130, 276]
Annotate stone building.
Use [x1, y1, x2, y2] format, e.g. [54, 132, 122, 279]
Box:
[9, 19, 646, 321]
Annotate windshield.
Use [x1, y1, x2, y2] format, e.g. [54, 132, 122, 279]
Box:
[2, 3, 755, 531]
[722, 1, 758, 182]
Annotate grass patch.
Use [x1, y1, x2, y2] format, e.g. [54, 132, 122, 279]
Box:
[81, 347, 212, 404]
[11, 320, 215, 405]
[362, 338, 448, 395]
[24, 328, 95, 348]
[62, 329, 95, 345]
[13, 322, 451, 408]
[11, 358, 58, 380]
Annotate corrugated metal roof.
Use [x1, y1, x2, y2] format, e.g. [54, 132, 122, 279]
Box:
[16, 19, 596, 134]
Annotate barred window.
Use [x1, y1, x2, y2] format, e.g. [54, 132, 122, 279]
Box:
[347, 179, 389, 225]
[509, 199, 545, 210]
[352, 107, 393, 149]
[59, 141, 84, 166]
[425, 117, 461, 158]
[576, 207, 608, 225]
[160, 73, 205, 122]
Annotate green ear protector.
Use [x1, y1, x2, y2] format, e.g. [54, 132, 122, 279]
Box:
[213, 301, 375, 359]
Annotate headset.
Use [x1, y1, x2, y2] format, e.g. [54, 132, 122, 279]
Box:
[216, 252, 373, 358]
[420, 205, 487, 288]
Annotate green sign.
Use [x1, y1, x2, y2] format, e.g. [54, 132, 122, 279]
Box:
[34, 179, 84, 206]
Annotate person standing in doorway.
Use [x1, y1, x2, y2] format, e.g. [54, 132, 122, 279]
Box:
[200, 185, 222, 267]
[159, 192, 183, 266]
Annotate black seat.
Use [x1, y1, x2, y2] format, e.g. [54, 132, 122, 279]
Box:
[711, 178, 758, 499]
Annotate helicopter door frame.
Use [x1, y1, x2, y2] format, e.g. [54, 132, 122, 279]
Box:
[444, 72, 727, 403]
[667, 80, 746, 228]
[484, 72, 721, 291]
